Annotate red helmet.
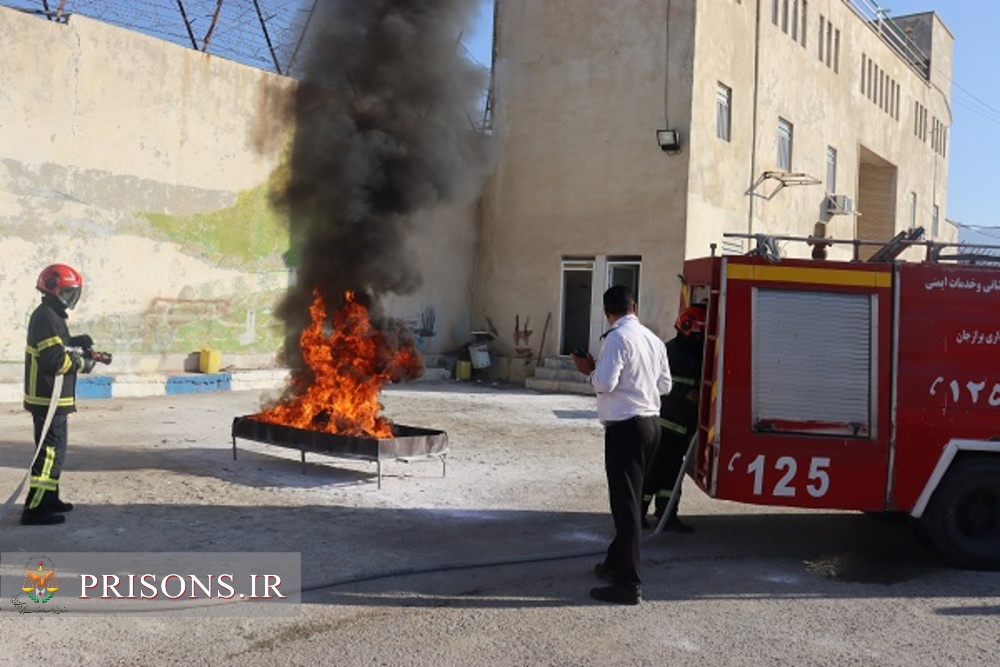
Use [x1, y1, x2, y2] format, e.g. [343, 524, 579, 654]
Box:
[36, 264, 83, 310]
[674, 304, 706, 336]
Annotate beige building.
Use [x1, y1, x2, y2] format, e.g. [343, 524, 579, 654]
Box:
[476, 0, 955, 367]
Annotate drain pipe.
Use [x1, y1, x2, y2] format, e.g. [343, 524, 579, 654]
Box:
[747, 0, 763, 237]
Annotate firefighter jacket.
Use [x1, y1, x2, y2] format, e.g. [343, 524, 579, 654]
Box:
[23, 295, 79, 416]
[659, 335, 703, 436]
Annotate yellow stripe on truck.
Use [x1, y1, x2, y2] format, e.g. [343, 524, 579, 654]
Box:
[727, 264, 891, 288]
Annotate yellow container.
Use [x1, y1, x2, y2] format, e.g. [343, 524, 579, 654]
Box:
[199, 348, 221, 374]
[455, 360, 472, 380]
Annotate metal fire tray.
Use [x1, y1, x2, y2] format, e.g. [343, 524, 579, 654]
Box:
[231, 416, 448, 489]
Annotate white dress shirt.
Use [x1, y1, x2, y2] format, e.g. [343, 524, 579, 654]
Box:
[588, 314, 672, 423]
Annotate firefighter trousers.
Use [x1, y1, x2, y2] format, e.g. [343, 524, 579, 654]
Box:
[641, 421, 691, 517]
[26, 412, 68, 511]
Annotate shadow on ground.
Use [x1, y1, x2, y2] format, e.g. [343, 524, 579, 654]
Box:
[0, 495, 969, 610]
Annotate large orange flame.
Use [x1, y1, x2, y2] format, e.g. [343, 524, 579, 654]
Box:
[254, 290, 422, 438]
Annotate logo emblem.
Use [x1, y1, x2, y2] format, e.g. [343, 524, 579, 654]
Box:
[21, 557, 59, 604]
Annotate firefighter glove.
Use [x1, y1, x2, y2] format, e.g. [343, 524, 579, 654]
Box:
[70, 350, 96, 374]
[69, 334, 94, 349]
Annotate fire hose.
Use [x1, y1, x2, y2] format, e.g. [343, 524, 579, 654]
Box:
[64, 434, 700, 613]
[0, 348, 112, 522]
[0, 374, 63, 522]
[2, 382, 693, 608]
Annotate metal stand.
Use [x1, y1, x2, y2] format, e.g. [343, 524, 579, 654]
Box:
[233, 435, 448, 491]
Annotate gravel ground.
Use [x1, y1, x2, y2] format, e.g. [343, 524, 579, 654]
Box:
[0, 382, 998, 666]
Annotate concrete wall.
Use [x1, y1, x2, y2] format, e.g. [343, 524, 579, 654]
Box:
[0, 8, 478, 376]
[0, 9, 294, 372]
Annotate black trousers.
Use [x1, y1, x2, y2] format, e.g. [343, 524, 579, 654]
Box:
[601, 415, 660, 586]
[26, 412, 68, 511]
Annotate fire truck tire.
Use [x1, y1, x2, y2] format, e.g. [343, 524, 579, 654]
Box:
[921, 455, 1000, 570]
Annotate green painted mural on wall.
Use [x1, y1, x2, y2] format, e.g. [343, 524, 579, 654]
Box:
[84, 171, 298, 356]
[139, 176, 292, 269]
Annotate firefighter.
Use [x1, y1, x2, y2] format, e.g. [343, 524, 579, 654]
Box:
[21, 263, 96, 526]
[641, 303, 706, 532]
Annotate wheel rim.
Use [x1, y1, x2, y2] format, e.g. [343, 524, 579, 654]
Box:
[956, 488, 999, 539]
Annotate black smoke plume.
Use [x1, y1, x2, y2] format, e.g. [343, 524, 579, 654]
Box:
[274, 0, 492, 370]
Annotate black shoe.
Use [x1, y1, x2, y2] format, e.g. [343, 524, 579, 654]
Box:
[590, 583, 641, 605]
[20, 509, 66, 526]
[593, 562, 618, 584]
[662, 514, 694, 533]
[49, 497, 74, 513]
[651, 510, 695, 533]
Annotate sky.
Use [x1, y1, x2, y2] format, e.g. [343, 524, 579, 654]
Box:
[462, 1, 1000, 244]
[881, 1, 1000, 243]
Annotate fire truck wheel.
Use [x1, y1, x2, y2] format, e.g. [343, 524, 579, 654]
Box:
[921, 455, 1000, 571]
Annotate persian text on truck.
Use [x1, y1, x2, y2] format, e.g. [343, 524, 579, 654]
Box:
[680, 233, 1000, 569]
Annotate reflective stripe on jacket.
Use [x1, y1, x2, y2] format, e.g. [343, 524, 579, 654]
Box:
[23, 297, 78, 415]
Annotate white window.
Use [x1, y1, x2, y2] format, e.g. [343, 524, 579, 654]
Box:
[801, 1, 808, 47]
[717, 83, 732, 142]
[834, 29, 840, 72]
[819, 16, 825, 62]
[777, 118, 793, 171]
[909, 192, 918, 229]
[826, 146, 837, 194]
[826, 21, 833, 67]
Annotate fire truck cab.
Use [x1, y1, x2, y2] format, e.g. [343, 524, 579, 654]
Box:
[684, 234, 1000, 569]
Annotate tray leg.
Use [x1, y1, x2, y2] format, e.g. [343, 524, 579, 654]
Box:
[232, 437, 237, 461]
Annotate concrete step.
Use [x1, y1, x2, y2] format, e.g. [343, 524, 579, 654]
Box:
[525, 377, 595, 396]
[533, 366, 588, 383]
[541, 356, 578, 371]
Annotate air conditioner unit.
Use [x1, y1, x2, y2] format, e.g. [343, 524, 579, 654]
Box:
[826, 194, 855, 215]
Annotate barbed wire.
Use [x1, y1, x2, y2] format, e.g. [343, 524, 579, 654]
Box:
[2, 0, 313, 75]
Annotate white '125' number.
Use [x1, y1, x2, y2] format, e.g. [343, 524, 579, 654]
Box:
[746, 455, 831, 498]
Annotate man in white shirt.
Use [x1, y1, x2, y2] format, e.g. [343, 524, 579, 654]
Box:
[572, 285, 672, 605]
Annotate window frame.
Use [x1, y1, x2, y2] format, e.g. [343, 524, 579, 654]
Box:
[716, 82, 732, 142]
[777, 117, 794, 171]
[826, 146, 837, 194]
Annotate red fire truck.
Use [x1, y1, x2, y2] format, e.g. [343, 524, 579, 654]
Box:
[682, 234, 1000, 569]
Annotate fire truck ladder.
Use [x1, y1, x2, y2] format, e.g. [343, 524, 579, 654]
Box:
[722, 231, 1000, 264]
[654, 274, 721, 534]
[695, 273, 722, 494]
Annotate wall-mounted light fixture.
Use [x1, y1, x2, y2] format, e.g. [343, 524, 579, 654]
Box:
[656, 129, 681, 153]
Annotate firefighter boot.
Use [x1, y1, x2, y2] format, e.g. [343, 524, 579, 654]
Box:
[654, 495, 694, 533]
[640, 494, 653, 530]
[20, 489, 66, 526]
[49, 488, 74, 513]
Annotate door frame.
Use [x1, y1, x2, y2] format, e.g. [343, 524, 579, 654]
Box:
[559, 258, 595, 356]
